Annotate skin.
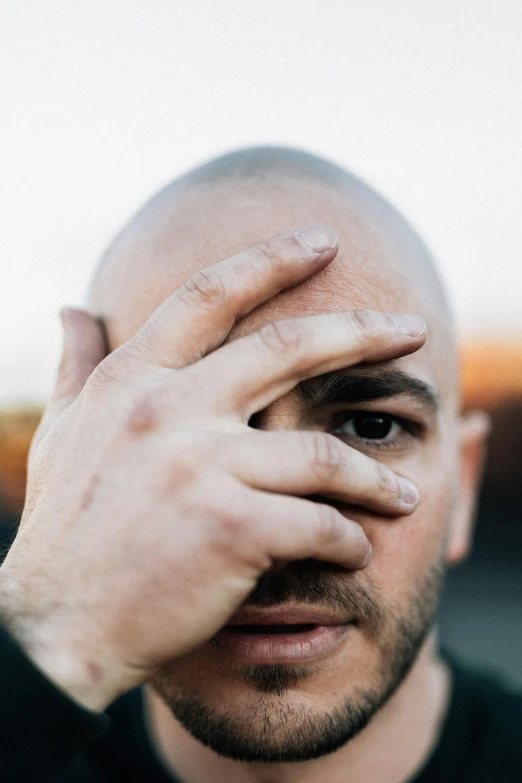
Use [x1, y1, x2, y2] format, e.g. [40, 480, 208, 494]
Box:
[0, 150, 488, 783]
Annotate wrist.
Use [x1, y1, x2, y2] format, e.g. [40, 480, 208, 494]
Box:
[0, 570, 118, 713]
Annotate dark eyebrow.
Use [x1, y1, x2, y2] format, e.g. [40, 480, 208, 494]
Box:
[295, 368, 440, 412]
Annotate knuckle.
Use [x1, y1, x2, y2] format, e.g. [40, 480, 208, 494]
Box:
[220, 511, 247, 541]
[84, 358, 119, 390]
[197, 483, 269, 569]
[160, 441, 210, 497]
[163, 456, 201, 495]
[255, 239, 282, 263]
[256, 319, 305, 355]
[350, 308, 383, 343]
[126, 392, 161, 435]
[180, 267, 229, 308]
[304, 432, 343, 479]
[374, 461, 400, 500]
[316, 503, 343, 544]
[255, 233, 304, 264]
[209, 497, 247, 539]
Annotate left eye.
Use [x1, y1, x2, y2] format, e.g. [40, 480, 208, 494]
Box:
[333, 413, 401, 442]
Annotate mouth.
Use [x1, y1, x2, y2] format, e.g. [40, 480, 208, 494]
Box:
[211, 606, 356, 664]
[226, 623, 318, 634]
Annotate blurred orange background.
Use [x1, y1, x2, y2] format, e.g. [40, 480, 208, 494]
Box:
[1, 339, 521, 519]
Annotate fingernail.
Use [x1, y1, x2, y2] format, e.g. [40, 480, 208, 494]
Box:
[363, 542, 373, 567]
[389, 313, 426, 338]
[297, 226, 338, 254]
[397, 476, 419, 506]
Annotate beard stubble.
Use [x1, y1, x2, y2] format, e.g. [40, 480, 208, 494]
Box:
[150, 554, 446, 763]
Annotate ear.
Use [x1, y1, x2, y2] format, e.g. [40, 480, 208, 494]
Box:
[446, 410, 491, 565]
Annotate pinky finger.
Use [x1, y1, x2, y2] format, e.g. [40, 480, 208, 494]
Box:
[236, 487, 372, 571]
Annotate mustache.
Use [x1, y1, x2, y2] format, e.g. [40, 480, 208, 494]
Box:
[245, 559, 385, 636]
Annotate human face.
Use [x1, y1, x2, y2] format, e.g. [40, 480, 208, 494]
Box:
[95, 180, 469, 762]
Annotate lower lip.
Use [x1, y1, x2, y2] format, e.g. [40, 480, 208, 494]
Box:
[212, 624, 354, 664]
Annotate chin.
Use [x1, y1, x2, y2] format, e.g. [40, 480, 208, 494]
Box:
[151, 667, 385, 762]
[149, 631, 420, 763]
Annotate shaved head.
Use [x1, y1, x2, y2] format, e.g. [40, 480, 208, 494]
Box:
[89, 147, 455, 380]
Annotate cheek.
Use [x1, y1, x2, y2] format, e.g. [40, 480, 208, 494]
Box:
[360, 470, 453, 605]
[360, 414, 459, 602]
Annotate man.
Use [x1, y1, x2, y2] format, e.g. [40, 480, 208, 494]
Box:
[0, 147, 520, 782]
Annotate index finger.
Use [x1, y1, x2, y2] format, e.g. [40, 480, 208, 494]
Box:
[121, 226, 339, 370]
[197, 308, 427, 419]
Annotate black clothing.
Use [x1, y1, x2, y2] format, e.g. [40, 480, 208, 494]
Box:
[1, 623, 521, 782]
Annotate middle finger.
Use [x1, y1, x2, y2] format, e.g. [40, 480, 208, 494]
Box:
[195, 308, 426, 419]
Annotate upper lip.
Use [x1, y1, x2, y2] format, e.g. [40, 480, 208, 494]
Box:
[225, 605, 353, 627]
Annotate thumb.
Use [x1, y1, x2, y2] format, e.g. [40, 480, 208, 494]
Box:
[53, 308, 107, 403]
[35, 308, 107, 445]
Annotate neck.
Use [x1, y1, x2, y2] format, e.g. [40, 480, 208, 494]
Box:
[143, 633, 451, 783]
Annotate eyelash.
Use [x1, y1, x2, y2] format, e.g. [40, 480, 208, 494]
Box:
[330, 412, 420, 449]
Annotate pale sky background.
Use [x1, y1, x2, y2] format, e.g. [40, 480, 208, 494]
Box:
[1, 0, 521, 405]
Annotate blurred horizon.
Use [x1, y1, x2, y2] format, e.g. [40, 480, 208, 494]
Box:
[1, 337, 521, 518]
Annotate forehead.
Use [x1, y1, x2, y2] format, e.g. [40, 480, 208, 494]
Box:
[96, 178, 455, 398]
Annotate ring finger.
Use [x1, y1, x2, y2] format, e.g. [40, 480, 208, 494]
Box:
[226, 429, 419, 516]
